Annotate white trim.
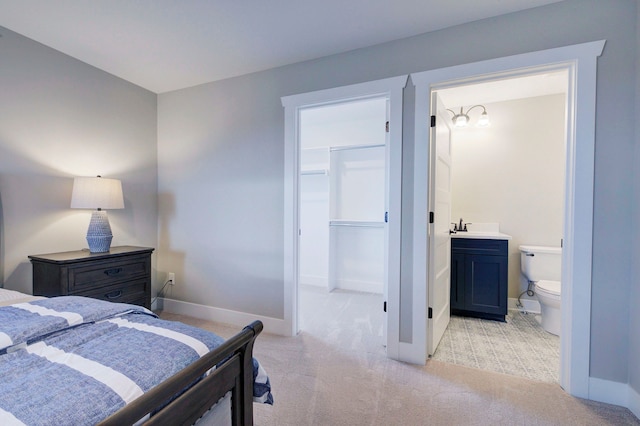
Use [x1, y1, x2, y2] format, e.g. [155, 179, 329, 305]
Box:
[281, 76, 408, 108]
[410, 40, 605, 396]
[588, 377, 630, 408]
[299, 274, 328, 288]
[333, 279, 383, 295]
[281, 75, 408, 360]
[159, 297, 290, 336]
[630, 385, 640, 420]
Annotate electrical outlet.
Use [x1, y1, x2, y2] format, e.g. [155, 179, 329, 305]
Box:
[168, 272, 175, 286]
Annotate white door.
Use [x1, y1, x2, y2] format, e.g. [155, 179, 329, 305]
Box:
[382, 99, 390, 345]
[427, 93, 453, 356]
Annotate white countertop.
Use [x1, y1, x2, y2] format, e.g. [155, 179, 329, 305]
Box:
[449, 222, 512, 240]
[451, 231, 512, 240]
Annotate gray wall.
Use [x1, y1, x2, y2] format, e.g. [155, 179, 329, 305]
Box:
[157, 0, 637, 384]
[0, 27, 158, 293]
[630, 0, 640, 399]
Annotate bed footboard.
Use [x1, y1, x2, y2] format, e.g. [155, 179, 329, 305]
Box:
[98, 320, 264, 426]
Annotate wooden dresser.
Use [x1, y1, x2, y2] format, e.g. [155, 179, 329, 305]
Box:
[29, 246, 154, 309]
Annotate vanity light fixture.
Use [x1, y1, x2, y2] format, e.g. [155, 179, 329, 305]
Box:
[447, 105, 490, 128]
[71, 175, 124, 253]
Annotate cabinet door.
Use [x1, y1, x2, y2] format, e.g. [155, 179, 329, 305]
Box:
[450, 252, 465, 311]
[464, 254, 508, 315]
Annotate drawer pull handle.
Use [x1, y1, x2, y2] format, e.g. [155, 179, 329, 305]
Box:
[104, 268, 123, 276]
[105, 290, 123, 299]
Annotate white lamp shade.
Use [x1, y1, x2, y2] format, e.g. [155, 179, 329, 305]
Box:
[71, 177, 124, 210]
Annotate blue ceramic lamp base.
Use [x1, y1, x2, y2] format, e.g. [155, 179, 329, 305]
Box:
[86, 210, 113, 253]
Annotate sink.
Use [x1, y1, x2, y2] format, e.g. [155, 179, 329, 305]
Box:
[451, 230, 512, 240]
[450, 222, 512, 240]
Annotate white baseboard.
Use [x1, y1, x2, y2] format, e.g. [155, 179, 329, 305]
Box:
[335, 278, 382, 294]
[298, 276, 383, 293]
[508, 297, 540, 314]
[158, 297, 290, 336]
[299, 274, 327, 287]
[588, 377, 632, 410]
[629, 384, 640, 420]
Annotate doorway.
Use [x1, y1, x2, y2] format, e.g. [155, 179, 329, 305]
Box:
[411, 40, 605, 397]
[298, 98, 387, 342]
[281, 75, 407, 357]
[429, 71, 568, 383]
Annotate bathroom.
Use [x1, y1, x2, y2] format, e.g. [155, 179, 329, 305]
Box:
[433, 71, 567, 382]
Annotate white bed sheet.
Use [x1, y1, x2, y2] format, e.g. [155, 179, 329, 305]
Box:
[0, 288, 45, 307]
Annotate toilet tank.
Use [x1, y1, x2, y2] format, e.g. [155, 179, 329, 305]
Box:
[519, 245, 562, 281]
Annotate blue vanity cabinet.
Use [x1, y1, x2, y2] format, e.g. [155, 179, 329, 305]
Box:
[450, 238, 508, 321]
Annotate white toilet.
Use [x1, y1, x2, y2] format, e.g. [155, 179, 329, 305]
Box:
[519, 245, 562, 336]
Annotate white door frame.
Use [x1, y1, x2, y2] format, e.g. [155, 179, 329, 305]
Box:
[410, 40, 605, 398]
[282, 75, 407, 357]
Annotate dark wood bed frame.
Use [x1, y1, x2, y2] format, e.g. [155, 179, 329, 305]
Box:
[98, 320, 264, 426]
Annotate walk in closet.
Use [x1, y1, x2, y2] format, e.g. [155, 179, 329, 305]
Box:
[299, 98, 387, 294]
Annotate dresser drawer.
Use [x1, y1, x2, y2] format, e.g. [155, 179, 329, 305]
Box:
[67, 255, 150, 292]
[78, 279, 148, 305]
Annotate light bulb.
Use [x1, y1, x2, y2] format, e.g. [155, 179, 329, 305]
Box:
[454, 115, 469, 127]
[477, 111, 490, 127]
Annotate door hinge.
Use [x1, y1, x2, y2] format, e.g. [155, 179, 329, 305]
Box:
[383, 301, 387, 313]
[430, 115, 436, 127]
[428, 307, 433, 319]
[385, 121, 390, 132]
[385, 211, 388, 223]
[429, 211, 434, 223]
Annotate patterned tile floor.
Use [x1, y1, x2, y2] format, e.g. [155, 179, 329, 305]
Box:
[433, 311, 560, 383]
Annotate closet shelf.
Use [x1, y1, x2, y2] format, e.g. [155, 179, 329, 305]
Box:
[329, 220, 385, 228]
[301, 168, 329, 176]
[329, 143, 385, 152]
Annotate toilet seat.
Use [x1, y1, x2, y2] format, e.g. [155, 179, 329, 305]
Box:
[536, 279, 561, 296]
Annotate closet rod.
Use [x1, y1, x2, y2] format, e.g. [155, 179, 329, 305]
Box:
[329, 143, 385, 152]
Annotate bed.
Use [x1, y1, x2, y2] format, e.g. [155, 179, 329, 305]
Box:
[0, 288, 273, 425]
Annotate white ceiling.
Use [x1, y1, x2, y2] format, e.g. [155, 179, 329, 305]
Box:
[0, 0, 562, 93]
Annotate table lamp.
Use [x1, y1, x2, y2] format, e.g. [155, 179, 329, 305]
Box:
[70, 176, 124, 253]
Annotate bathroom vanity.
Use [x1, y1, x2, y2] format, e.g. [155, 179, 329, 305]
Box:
[450, 229, 511, 322]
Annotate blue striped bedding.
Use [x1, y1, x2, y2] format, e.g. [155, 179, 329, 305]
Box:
[0, 296, 273, 425]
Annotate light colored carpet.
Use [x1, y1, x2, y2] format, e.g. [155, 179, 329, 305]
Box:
[159, 287, 639, 426]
